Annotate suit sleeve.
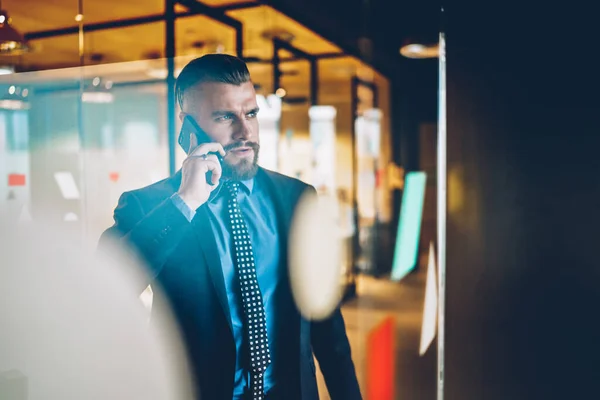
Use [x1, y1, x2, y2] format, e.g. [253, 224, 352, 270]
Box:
[98, 191, 191, 293]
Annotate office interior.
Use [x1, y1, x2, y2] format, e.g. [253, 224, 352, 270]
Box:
[0, 0, 444, 399]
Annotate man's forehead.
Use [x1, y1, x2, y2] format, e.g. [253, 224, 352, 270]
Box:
[185, 81, 257, 108]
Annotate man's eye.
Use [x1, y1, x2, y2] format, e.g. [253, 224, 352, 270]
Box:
[216, 115, 232, 122]
[247, 111, 258, 118]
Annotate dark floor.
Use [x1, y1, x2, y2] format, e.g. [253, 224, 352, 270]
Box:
[316, 266, 438, 400]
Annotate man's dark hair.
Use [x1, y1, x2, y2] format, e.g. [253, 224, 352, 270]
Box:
[175, 53, 251, 109]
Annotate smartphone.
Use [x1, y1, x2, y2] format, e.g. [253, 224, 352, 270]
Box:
[178, 115, 223, 184]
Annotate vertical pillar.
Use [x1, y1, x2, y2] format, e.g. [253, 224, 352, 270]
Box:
[310, 58, 318, 106]
[236, 26, 244, 59]
[165, 0, 176, 176]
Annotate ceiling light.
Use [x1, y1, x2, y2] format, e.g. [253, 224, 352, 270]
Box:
[146, 66, 183, 80]
[400, 40, 439, 59]
[261, 29, 295, 43]
[0, 8, 30, 55]
[82, 92, 114, 104]
[275, 88, 287, 98]
[0, 99, 29, 110]
[0, 65, 13, 75]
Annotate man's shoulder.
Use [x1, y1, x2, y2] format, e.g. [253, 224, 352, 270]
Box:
[259, 168, 313, 194]
[121, 174, 179, 206]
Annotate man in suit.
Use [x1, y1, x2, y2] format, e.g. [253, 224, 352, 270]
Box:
[99, 54, 361, 400]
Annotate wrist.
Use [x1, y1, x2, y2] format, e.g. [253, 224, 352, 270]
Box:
[176, 191, 204, 210]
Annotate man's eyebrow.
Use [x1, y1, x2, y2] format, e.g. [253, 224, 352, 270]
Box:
[211, 110, 235, 117]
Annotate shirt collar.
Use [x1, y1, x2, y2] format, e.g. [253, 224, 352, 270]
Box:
[239, 178, 254, 194]
[208, 178, 254, 202]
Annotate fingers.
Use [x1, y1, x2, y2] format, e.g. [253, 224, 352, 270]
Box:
[189, 142, 226, 158]
[182, 156, 220, 171]
[200, 159, 222, 187]
[210, 162, 222, 185]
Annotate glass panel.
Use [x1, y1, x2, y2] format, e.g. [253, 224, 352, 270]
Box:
[83, 22, 165, 64]
[0, 61, 169, 243]
[19, 35, 81, 72]
[80, 79, 169, 242]
[437, 30, 447, 400]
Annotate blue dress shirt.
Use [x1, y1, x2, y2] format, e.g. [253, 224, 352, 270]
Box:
[171, 178, 280, 397]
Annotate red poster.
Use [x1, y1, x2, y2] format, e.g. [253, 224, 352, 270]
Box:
[8, 174, 26, 187]
[366, 316, 395, 400]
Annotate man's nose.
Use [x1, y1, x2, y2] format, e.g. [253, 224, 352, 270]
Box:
[233, 119, 253, 141]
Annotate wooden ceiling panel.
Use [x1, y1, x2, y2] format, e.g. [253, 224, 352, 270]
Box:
[5, 0, 164, 31]
[175, 15, 235, 56]
[15, 35, 81, 70]
[83, 22, 166, 64]
[1, 0, 377, 89]
[227, 6, 341, 56]
[200, 0, 258, 5]
[74, 0, 164, 25]
[3, 0, 77, 32]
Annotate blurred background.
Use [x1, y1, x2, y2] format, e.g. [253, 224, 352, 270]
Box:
[11, 1, 600, 400]
[0, 0, 441, 399]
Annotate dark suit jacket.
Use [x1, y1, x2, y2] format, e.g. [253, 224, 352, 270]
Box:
[99, 167, 362, 400]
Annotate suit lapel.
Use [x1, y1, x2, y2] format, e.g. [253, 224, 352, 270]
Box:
[191, 205, 233, 334]
[168, 168, 300, 339]
[257, 168, 293, 241]
[166, 170, 233, 334]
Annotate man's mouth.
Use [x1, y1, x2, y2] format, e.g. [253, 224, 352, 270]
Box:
[229, 147, 253, 156]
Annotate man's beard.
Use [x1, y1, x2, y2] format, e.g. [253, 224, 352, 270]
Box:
[222, 141, 260, 181]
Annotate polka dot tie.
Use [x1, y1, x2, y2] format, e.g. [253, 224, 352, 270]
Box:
[225, 182, 271, 400]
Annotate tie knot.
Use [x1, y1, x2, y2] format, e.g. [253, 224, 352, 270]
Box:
[225, 181, 240, 198]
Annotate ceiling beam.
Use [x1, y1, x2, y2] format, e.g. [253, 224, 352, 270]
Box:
[273, 37, 314, 61]
[24, 1, 257, 41]
[25, 14, 165, 40]
[176, 0, 242, 30]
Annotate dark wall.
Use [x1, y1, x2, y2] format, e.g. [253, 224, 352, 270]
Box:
[446, 3, 600, 399]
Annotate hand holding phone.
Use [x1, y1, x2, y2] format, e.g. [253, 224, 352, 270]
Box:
[177, 126, 226, 211]
[179, 115, 224, 184]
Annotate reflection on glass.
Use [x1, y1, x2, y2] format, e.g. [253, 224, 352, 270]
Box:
[437, 29, 447, 400]
[391, 171, 427, 281]
[0, 63, 169, 242]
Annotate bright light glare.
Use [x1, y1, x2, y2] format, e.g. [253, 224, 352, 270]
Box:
[405, 44, 425, 53]
[0, 66, 14, 75]
[82, 92, 114, 103]
[0, 99, 29, 110]
[288, 190, 343, 320]
[0, 221, 194, 400]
